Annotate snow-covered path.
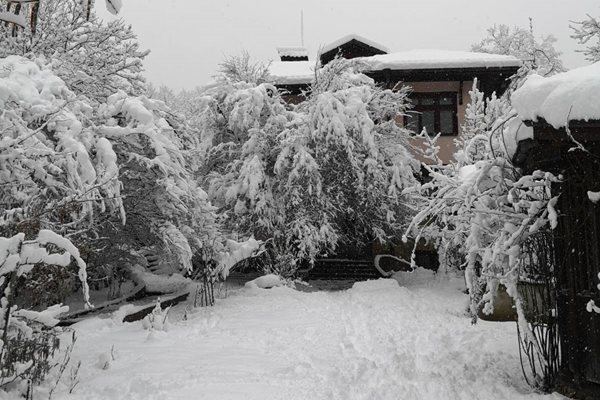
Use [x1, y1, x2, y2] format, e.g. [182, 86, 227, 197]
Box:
[55, 271, 564, 400]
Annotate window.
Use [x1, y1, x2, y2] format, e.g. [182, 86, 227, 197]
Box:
[405, 92, 458, 136]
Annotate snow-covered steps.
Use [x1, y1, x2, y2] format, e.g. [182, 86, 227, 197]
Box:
[306, 258, 382, 281]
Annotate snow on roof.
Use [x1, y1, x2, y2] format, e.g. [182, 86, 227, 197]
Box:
[359, 49, 522, 71]
[268, 49, 521, 87]
[321, 33, 389, 55]
[512, 62, 600, 129]
[276, 47, 308, 58]
[268, 60, 314, 85]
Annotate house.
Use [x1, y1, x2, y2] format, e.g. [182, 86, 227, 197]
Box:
[269, 33, 522, 163]
[268, 34, 522, 273]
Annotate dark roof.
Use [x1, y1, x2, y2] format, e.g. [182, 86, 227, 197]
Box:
[320, 37, 388, 65]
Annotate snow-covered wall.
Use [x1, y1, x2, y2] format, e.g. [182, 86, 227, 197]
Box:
[268, 60, 314, 85]
[401, 81, 473, 164]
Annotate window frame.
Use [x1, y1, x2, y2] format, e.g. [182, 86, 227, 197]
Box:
[405, 92, 458, 136]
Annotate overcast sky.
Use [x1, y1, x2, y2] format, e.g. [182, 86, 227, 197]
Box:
[97, 0, 600, 91]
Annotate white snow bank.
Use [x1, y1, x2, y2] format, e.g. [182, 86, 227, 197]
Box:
[502, 117, 534, 158]
[55, 270, 561, 400]
[393, 267, 437, 287]
[269, 61, 314, 85]
[321, 33, 390, 55]
[244, 273, 285, 289]
[111, 304, 137, 324]
[512, 62, 600, 128]
[351, 278, 399, 292]
[131, 266, 192, 294]
[361, 49, 521, 71]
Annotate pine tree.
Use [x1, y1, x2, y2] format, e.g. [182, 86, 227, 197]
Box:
[454, 79, 487, 166]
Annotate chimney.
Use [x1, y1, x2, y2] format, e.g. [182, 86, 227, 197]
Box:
[277, 47, 309, 62]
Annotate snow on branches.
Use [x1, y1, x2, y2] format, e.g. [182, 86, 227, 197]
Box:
[404, 84, 559, 324]
[200, 57, 418, 275]
[571, 14, 600, 63]
[0, 0, 146, 104]
[472, 22, 564, 78]
[0, 230, 90, 389]
[0, 55, 125, 238]
[0, 55, 219, 278]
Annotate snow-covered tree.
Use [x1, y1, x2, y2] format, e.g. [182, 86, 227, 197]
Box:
[196, 76, 294, 274]
[472, 22, 564, 77]
[147, 84, 178, 106]
[219, 51, 272, 85]
[202, 57, 418, 276]
[91, 90, 220, 275]
[0, 56, 220, 296]
[0, 56, 124, 240]
[454, 80, 511, 166]
[0, 0, 147, 103]
[405, 84, 558, 329]
[571, 14, 600, 63]
[454, 80, 487, 166]
[0, 0, 122, 29]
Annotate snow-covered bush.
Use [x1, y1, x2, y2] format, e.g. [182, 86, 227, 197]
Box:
[283, 59, 418, 259]
[453, 79, 510, 167]
[91, 90, 220, 276]
[404, 84, 559, 324]
[142, 299, 170, 331]
[0, 231, 90, 393]
[0, 56, 220, 298]
[200, 57, 418, 276]
[0, 55, 124, 240]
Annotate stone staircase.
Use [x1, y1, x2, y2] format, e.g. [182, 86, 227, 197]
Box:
[304, 258, 381, 281]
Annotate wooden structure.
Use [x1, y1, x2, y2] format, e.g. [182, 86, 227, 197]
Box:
[513, 118, 600, 397]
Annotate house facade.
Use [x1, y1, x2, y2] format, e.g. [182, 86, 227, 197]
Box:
[269, 34, 521, 163]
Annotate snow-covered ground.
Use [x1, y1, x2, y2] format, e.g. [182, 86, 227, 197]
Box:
[47, 269, 565, 400]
